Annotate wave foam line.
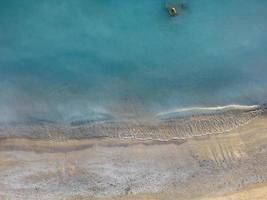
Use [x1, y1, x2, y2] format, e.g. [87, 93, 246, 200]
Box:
[157, 104, 260, 117]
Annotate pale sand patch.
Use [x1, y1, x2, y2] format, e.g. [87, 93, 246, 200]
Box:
[60, 183, 267, 200]
[0, 116, 266, 200]
[202, 183, 267, 200]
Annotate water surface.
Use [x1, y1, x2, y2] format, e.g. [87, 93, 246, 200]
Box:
[0, 0, 267, 123]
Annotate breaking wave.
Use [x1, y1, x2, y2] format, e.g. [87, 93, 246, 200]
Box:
[157, 104, 260, 119]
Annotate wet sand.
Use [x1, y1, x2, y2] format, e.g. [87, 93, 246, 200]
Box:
[0, 113, 267, 199]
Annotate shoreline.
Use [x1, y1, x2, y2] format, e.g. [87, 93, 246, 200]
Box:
[0, 104, 265, 141]
[0, 112, 266, 153]
[0, 111, 267, 199]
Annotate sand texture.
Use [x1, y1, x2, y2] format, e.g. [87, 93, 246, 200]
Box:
[0, 110, 267, 199]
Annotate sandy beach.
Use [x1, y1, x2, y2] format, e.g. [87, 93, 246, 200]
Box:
[0, 108, 267, 200]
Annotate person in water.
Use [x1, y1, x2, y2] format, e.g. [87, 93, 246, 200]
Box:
[168, 6, 177, 16]
[166, 0, 187, 16]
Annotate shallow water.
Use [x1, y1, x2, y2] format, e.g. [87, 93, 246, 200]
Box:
[0, 0, 267, 123]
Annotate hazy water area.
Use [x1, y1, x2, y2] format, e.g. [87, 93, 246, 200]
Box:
[0, 0, 267, 124]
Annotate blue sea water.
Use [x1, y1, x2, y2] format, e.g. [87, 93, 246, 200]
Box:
[0, 0, 267, 123]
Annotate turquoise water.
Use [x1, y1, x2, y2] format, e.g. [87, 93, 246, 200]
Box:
[0, 0, 267, 123]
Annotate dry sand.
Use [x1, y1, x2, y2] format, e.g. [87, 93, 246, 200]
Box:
[0, 115, 267, 200]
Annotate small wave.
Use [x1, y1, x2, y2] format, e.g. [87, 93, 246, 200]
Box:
[157, 104, 260, 118]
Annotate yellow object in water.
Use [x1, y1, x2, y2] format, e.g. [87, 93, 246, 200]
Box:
[168, 7, 177, 16]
